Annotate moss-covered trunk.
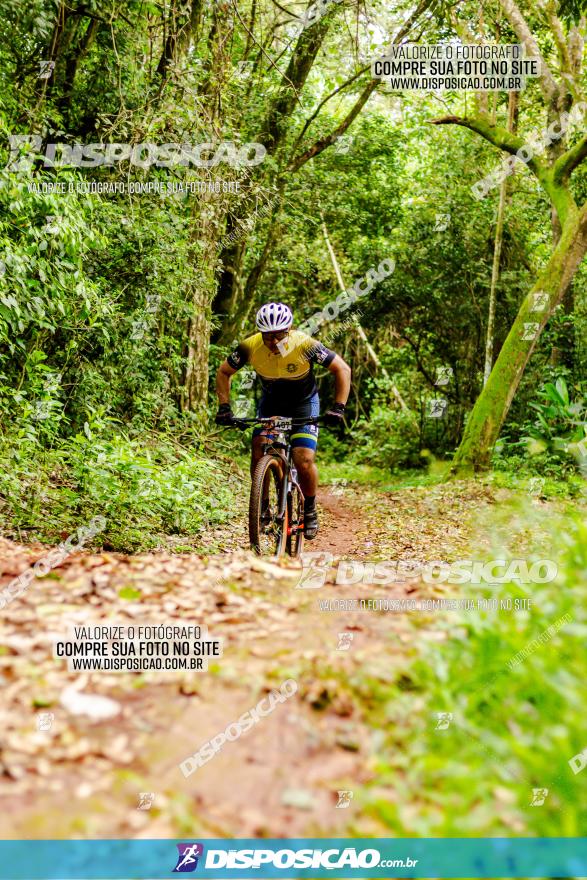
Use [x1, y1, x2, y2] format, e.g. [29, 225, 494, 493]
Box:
[452, 202, 587, 473]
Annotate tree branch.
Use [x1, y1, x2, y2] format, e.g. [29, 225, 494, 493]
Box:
[286, 0, 435, 170]
[256, 16, 332, 152]
[553, 130, 587, 182]
[499, 0, 559, 105]
[431, 113, 579, 225]
[289, 64, 371, 156]
[287, 79, 377, 170]
[430, 113, 543, 165]
[156, 0, 203, 80]
[546, 0, 572, 74]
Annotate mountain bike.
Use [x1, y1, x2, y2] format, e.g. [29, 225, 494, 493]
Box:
[225, 416, 324, 558]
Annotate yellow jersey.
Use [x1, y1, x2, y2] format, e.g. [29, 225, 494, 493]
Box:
[227, 330, 335, 403]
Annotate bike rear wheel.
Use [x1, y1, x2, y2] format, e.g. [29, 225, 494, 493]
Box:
[249, 454, 287, 556]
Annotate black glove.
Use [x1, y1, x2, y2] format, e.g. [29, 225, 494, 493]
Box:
[324, 402, 346, 427]
[215, 403, 235, 426]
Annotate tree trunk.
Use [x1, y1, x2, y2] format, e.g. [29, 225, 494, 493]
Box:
[181, 195, 218, 413]
[483, 90, 518, 384]
[180, 1, 233, 411]
[217, 194, 284, 345]
[453, 201, 587, 472]
[156, 0, 204, 80]
[213, 237, 247, 342]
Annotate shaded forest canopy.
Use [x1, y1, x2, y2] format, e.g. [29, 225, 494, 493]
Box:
[0, 0, 585, 545]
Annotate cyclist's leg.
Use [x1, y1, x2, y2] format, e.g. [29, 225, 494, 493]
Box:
[291, 393, 320, 539]
[291, 447, 318, 497]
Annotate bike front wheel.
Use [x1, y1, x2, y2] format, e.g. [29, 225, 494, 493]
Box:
[249, 454, 287, 556]
[286, 481, 305, 558]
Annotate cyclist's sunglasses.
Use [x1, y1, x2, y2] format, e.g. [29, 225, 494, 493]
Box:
[261, 330, 289, 341]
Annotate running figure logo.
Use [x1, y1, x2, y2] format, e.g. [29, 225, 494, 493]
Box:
[173, 843, 204, 872]
[297, 551, 333, 588]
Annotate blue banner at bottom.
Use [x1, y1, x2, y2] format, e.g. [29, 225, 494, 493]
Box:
[0, 837, 585, 879]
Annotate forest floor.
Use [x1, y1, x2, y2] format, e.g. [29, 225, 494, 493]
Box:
[0, 475, 578, 839]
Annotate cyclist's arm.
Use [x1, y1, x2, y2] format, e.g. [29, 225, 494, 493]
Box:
[216, 360, 238, 405]
[327, 354, 351, 405]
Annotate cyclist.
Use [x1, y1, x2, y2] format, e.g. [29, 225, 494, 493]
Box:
[215, 302, 351, 540]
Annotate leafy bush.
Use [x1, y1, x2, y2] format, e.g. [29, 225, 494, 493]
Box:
[0, 426, 246, 552]
[351, 406, 423, 471]
[523, 377, 586, 453]
[495, 378, 587, 478]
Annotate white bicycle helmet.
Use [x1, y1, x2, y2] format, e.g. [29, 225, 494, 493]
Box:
[255, 302, 293, 332]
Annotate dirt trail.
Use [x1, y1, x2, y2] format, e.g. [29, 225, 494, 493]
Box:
[0, 480, 498, 839]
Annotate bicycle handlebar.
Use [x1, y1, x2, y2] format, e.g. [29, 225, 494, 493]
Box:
[227, 415, 327, 430]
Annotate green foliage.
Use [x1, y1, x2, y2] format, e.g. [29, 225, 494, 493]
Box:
[557, 0, 587, 23]
[495, 377, 587, 478]
[524, 377, 586, 447]
[359, 510, 587, 835]
[351, 406, 424, 471]
[0, 428, 246, 551]
[0, 0, 586, 540]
